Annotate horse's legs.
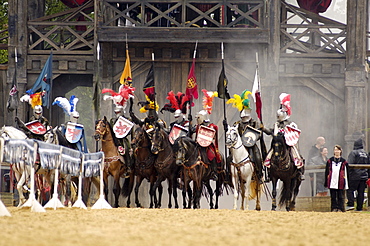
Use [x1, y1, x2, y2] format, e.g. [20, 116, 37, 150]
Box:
[15, 170, 26, 207]
[112, 172, 121, 208]
[157, 183, 163, 208]
[271, 177, 278, 211]
[134, 176, 143, 208]
[186, 184, 192, 209]
[214, 179, 220, 209]
[103, 170, 109, 203]
[152, 177, 164, 208]
[172, 176, 179, 209]
[244, 176, 252, 211]
[255, 181, 261, 211]
[204, 181, 214, 209]
[231, 168, 238, 210]
[167, 179, 173, 208]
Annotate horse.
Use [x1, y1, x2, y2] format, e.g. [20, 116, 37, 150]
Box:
[269, 132, 302, 211]
[94, 117, 131, 208]
[150, 123, 179, 208]
[128, 126, 163, 208]
[174, 136, 217, 209]
[225, 126, 261, 210]
[0, 126, 31, 206]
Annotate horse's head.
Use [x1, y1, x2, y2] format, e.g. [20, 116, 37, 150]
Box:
[0, 126, 28, 140]
[44, 128, 57, 144]
[225, 126, 240, 149]
[151, 125, 166, 154]
[272, 132, 287, 162]
[132, 126, 149, 148]
[94, 118, 109, 141]
[173, 136, 197, 166]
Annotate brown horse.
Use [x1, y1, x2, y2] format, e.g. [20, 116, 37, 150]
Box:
[94, 117, 130, 208]
[129, 126, 163, 208]
[151, 123, 179, 208]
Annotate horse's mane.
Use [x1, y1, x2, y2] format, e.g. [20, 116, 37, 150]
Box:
[173, 136, 196, 152]
[103, 118, 121, 147]
[1, 126, 28, 139]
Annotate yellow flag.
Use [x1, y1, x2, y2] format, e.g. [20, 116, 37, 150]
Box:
[120, 49, 132, 86]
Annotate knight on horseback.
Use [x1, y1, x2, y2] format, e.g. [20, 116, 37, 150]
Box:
[161, 91, 191, 143]
[16, 92, 49, 139]
[53, 95, 88, 153]
[225, 90, 264, 184]
[193, 90, 221, 181]
[262, 93, 305, 181]
[102, 84, 136, 174]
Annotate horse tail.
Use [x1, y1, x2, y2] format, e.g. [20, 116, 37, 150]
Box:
[249, 180, 258, 200]
[121, 176, 131, 197]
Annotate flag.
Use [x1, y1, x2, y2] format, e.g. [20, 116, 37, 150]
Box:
[186, 58, 198, 101]
[27, 53, 53, 108]
[120, 48, 132, 86]
[251, 65, 262, 121]
[143, 63, 155, 101]
[217, 61, 230, 100]
[6, 70, 19, 112]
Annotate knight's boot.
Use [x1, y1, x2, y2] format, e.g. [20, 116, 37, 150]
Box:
[264, 168, 271, 183]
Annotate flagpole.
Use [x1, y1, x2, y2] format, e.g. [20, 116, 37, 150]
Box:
[151, 53, 156, 114]
[188, 41, 198, 137]
[15, 48, 18, 119]
[48, 51, 53, 122]
[221, 42, 229, 177]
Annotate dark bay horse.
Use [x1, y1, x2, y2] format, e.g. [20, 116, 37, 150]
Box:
[129, 126, 163, 208]
[269, 132, 302, 211]
[174, 136, 223, 209]
[151, 124, 179, 208]
[94, 117, 131, 208]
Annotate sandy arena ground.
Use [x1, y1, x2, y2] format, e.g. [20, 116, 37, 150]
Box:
[0, 206, 369, 246]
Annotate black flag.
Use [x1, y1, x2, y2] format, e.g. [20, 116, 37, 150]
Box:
[143, 64, 155, 101]
[217, 60, 230, 100]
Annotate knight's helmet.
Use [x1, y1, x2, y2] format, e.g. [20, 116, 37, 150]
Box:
[20, 91, 45, 120]
[227, 90, 252, 123]
[52, 95, 80, 123]
[161, 91, 190, 124]
[195, 89, 217, 125]
[102, 84, 136, 118]
[277, 93, 291, 122]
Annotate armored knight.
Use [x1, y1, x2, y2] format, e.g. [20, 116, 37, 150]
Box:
[53, 95, 87, 153]
[16, 92, 49, 139]
[193, 90, 221, 181]
[102, 84, 136, 173]
[226, 90, 264, 183]
[161, 91, 191, 143]
[262, 93, 304, 180]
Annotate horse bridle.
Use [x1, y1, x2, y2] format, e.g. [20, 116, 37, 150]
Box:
[95, 120, 107, 140]
[176, 139, 198, 164]
[226, 129, 243, 150]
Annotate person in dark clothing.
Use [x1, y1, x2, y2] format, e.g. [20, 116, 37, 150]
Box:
[346, 138, 370, 211]
[307, 136, 326, 196]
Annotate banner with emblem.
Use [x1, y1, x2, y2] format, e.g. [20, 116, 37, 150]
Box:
[241, 125, 261, 147]
[284, 124, 301, 146]
[25, 120, 46, 135]
[113, 116, 134, 138]
[196, 125, 216, 147]
[66, 122, 84, 143]
[169, 124, 188, 144]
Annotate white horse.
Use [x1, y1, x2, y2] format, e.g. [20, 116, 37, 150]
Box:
[225, 126, 261, 210]
[0, 126, 31, 206]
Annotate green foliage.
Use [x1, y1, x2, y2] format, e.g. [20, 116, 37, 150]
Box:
[0, 1, 8, 64]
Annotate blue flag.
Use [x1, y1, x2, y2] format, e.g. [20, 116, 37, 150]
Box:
[27, 53, 53, 108]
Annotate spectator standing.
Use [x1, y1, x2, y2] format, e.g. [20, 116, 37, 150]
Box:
[324, 145, 349, 212]
[307, 137, 326, 196]
[307, 147, 329, 196]
[346, 138, 370, 211]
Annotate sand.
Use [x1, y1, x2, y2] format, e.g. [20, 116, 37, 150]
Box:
[0, 206, 369, 246]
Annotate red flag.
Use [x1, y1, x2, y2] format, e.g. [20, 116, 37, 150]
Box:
[251, 65, 262, 121]
[186, 59, 198, 101]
